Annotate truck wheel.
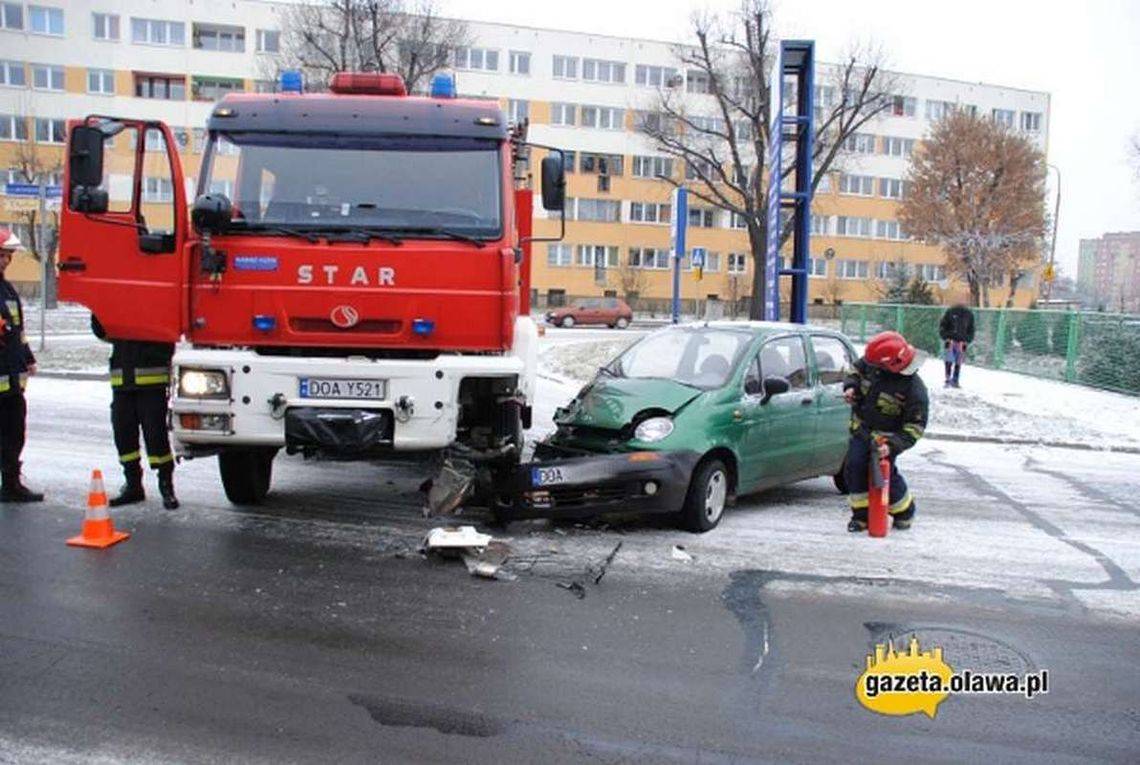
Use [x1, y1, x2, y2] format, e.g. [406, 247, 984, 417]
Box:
[560, 316, 575, 328]
[219, 447, 277, 505]
[615, 316, 630, 329]
[681, 458, 728, 533]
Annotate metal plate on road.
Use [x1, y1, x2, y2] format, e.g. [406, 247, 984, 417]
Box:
[298, 377, 386, 400]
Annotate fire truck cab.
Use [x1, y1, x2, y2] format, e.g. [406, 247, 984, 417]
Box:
[59, 72, 565, 505]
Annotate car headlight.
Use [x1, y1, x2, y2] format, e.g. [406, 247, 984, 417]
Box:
[634, 416, 674, 443]
[178, 368, 230, 399]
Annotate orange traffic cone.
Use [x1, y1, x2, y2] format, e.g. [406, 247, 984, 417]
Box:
[67, 469, 131, 548]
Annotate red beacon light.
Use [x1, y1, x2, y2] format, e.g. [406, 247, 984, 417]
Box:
[328, 72, 407, 96]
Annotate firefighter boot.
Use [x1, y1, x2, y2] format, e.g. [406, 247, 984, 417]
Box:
[1, 463, 45, 503]
[158, 464, 179, 510]
[109, 462, 145, 507]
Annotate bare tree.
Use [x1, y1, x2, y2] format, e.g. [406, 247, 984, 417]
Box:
[8, 140, 61, 307]
[636, 0, 897, 319]
[275, 0, 468, 93]
[614, 258, 646, 309]
[724, 272, 747, 318]
[898, 111, 1047, 307]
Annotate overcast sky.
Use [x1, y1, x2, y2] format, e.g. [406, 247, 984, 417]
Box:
[439, 0, 1140, 278]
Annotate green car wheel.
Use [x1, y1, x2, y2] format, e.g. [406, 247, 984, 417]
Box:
[681, 458, 729, 533]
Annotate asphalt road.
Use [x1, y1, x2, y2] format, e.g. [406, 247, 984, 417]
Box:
[1, 348, 1138, 763]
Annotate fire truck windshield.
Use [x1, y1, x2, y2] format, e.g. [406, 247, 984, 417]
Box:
[200, 132, 504, 239]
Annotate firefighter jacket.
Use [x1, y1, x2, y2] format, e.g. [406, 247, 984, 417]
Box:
[91, 315, 174, 391]
[842, 358, 929, 456]
[0, 278, 35, 397]
[939, 305, 976, 343]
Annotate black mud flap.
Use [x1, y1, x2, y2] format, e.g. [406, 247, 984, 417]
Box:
[285, 408, 393, 457]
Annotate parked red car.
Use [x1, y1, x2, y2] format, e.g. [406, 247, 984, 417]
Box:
[545, 298, 633, 329]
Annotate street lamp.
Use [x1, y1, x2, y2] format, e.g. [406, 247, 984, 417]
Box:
[1042, 163, 1061, 303]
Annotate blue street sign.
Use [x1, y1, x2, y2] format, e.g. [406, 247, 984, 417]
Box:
[691, 247, 706, 268]
[4, 183, 62, 198]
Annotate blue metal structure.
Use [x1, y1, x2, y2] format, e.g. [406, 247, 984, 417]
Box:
[764, 40, 815, 323]
[671, 186, 688, 323]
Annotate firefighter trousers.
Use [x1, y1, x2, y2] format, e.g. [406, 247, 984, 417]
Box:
[0, 392, 27, 479]
[111, 387, 173, 471]
[844, 434, 915, 523]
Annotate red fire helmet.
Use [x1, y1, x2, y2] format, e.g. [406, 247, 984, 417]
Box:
[0, 226, 21, 251]
[864, 331, 919, 375]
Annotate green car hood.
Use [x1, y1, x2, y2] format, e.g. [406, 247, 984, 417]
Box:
[555, 377, 704, 430]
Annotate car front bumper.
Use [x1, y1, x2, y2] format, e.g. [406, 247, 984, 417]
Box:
[504, 449, 702, 520]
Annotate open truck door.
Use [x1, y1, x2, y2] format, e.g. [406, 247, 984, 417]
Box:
[58, 117, 189, 342]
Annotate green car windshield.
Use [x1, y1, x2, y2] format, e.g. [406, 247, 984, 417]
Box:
[607, 327, 754, 389]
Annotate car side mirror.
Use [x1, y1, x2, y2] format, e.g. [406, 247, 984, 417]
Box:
[68, 125, 105, 188]
[540, 155, 566, 211]
[191, 193, 233, 234]
[760, 376, 790, 404]
[69, 186, 109, 214]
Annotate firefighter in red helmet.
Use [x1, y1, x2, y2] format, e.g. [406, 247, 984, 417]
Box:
[841, 331, 929, 532]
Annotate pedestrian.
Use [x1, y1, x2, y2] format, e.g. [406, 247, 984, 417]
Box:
[0, 228, 44, 503]
[91, 315, 179, 509]
[842, 331, 928, 532]
[939, 299, 976, 388]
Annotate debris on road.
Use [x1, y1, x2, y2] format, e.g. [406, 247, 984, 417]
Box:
[422, 526, 518, 581]
[586, 542, 623, 584]
[423, 458, 475, 517]
[423, 525, 492, 552]
[556, 581, 586, 599]
[671, 545, 694, 562]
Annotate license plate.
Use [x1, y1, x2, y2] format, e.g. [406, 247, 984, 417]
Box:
[298, 377, 386, 400]
[532, 466, 567, 487]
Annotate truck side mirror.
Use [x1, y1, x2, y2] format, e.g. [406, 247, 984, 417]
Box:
[68, 126, 106, 188]
[191, 193, 233, 234]
[69, 187, 109, 214]
[540, 155, 566, 211]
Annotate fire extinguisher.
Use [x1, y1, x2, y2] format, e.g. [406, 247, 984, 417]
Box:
[867, 435, 890, 538]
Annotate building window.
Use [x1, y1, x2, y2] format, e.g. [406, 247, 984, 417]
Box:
[836, 259, 869, 279]
[547, 244, 572, 267]
[131, 18, 185, 46]
[454, 46, 499, 71]
[838, 174, 875, 196]
[920, 263, 947, 282]
[629, 247, 669, 269]
[685, 158, 713, 182]
[991, 108, 1015, 128]
[143, 177, 173, 202]
[559, 150, 576, 173]
[813, 85, 835, 110]
[550, 102, 576, 126]
[93, 12, 119, 40]
[31, 64, 64, 91]
[144, 130, 166, 152]
[0, 60, 25, 87]
[881, 137, 915, 157]
[582, 58, 625, 84]
[255, 29, 279, 53]
[576, 198, 621, 222]
[135, 73, 186, 100]
[34, 117, 65, 144]
[1020, 111, 1042, 132]
[632, 155, 673, 179]
[192, 76, 243, 101]
[879, 178, 904, 199]
[816, 174, 832, 193]
[689, 115, 725, 134]
[87, 68, 114, 95]
[508, 50, 530, 75]
[507, 99, 528, 124]
[808, 257, 827, 277]
[1, 2, 23, 30]
[577, 244, 619, 267]
[552, 55, 578, 79]
[730, 212, 749, 230]
[890, 95, 916, 117]
[629, 202, 671, 224]
[837, 216, 872, 238]
[579, 153, 622, 176]
[925, 100, 956, 121]
[688, 207, 715, 228]
[0, 113, 28, 141]
[636, 110, 677, 136]
[29, 5, 63, 35]
[843, 133, 875, 154]
[635, 65, 678, 88]
[686, 70, 710, 94]
[194, 23, 245, 52]
[875, 220, 906, 240]
[811, 215, 830, 235]
[728, 252, 748, 273]
[547, 197, 575, 220]
[580, 106, 623, 130]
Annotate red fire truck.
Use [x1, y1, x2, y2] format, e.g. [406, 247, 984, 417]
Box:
[59, 72, 565, 507]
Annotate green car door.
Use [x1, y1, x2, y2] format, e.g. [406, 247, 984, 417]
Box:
[809, 333, 858, 474]
[737, 334, 818, 490]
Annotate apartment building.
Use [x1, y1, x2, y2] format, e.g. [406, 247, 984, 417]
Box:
[0, 0, 1052, 310]
[1078, 232, 1140, 313]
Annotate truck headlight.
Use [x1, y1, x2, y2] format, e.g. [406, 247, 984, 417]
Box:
[634, 416, 673, 443]
[179, 368, 230, 399]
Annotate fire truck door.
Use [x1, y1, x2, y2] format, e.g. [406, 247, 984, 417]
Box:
[58, 118, 188, 342]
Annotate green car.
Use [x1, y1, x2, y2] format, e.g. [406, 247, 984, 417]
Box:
[515, 322, 858, 532]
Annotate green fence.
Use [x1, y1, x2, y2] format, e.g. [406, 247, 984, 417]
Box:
[839, 303, 1140, 396]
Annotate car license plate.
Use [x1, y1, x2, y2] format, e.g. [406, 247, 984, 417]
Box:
[298, 377, 386, 400]
[532, 466, 567, 487]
